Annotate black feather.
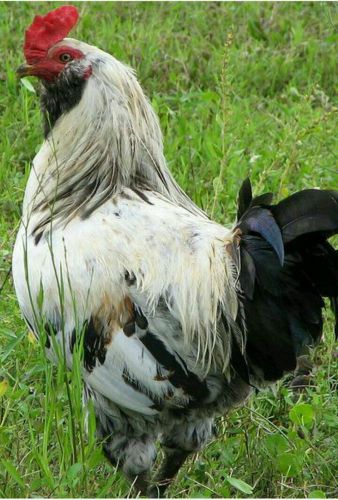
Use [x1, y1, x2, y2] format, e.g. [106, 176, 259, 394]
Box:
[235, 181, 338, 382]
[239, 208, 285, 265]
[237, 178, 252, 220]
[237, 178, 274, 220]
[273, 189, 338, 243]
[83, 318, 107, 372]
[301, 241, 338, 296]
[239, 246, 256, 299]
[250, 192, 274, 208]
[41, 64, 88, 136]
[140, 331, 209, 402]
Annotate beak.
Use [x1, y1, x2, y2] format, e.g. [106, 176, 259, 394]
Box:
[16, 63, 35, 78]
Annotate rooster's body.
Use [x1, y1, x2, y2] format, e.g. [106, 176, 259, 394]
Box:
[12, 6, 338, 496]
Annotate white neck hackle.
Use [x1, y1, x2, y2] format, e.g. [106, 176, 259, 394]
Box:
[29, 39, 205, 231]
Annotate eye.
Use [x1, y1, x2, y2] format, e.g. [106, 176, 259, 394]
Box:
[59, 53, 73, 63]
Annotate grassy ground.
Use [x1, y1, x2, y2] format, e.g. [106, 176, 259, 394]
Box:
[0, 1, 337, 498]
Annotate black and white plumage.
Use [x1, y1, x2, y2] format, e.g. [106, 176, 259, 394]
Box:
[13, 6, 338, 497]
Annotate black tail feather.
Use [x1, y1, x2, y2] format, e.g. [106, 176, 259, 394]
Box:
[273, 189, 338, 243]
[237, 177, 274, 220]
[237, 177, 252, 220]
[235, 179, 338, 383]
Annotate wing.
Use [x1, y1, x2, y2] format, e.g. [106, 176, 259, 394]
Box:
[14, 188, 241, 417]
[83, 306, 208, 416]
[79, 189, 241, 415]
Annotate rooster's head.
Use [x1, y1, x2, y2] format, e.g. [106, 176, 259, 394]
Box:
[16, 5, 201, 225]
[16, 5, 94, 82]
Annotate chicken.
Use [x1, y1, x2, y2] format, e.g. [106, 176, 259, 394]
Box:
[12, 6, 338, 497]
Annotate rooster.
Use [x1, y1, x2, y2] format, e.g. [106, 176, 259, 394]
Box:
[13, 6, 338, 497]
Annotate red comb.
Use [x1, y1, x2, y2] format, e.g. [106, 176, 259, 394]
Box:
[24, 5, 79, 64]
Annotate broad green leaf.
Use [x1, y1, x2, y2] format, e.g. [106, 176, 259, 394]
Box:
[67, 462, 83, 479]
[226, 476, 254, 495]
[277, 453, 301, 477]
[265, 433, 289, 455]
[308, 490, 326, 498]
[289, 403, 314, 427]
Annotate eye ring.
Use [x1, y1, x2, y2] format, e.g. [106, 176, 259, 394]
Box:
[59, 53, 73, 63]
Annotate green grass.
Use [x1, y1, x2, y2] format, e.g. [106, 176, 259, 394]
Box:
[1, 1, 337, 497]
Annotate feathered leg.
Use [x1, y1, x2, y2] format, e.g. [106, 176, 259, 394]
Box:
[148, 447, 190, 498]
[131, 471, 151, 497]
[148, 417, 214, 498]
[289, 353, 313, 393]
[103, 434, 156, 496]
[89, 393, 157, 497]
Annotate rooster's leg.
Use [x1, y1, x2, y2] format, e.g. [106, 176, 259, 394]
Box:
[131, 471, 151, 497]
[102, 432, 156, 497]
[148, 417, 215, 497]
[148, 447, 190, 498]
